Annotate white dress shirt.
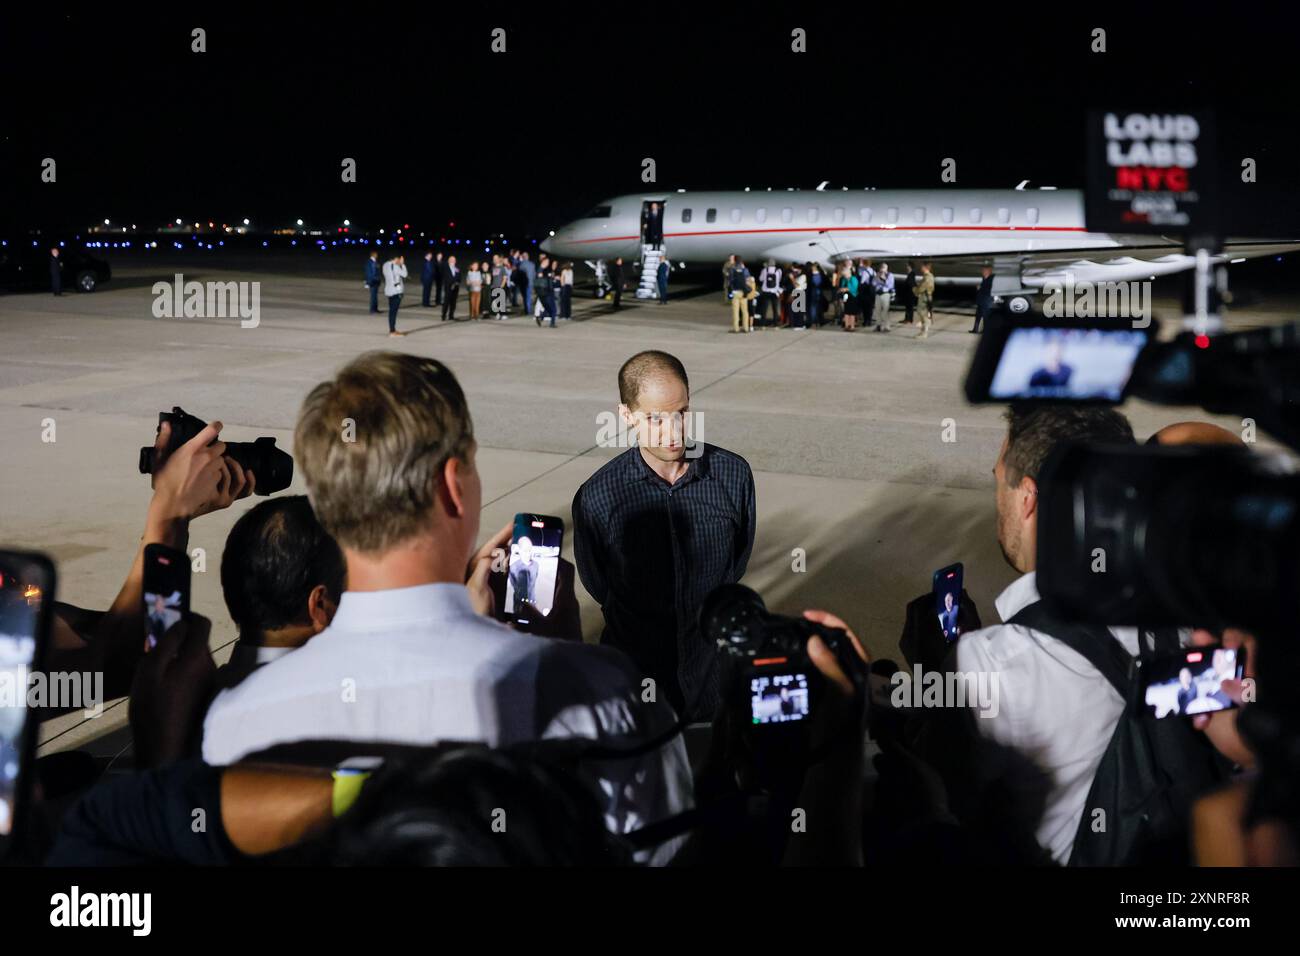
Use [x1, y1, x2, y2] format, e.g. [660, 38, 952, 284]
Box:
[955, 571, 1180, 864]
[203, 583, 692, 862]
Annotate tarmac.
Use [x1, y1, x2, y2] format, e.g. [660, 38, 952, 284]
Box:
[1, 253, 1291, 759]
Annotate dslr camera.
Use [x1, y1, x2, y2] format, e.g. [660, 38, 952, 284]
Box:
[138, 406, 293, 495]
[700, 584, 867, 776]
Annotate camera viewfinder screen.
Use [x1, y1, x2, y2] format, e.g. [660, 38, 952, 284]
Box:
[1144, 646, 1243, 718]
[990, 327, 1148, 401]
[750, 672, 810, 724]
[504, 516, 561, 619]
[0, 560, 44, 837]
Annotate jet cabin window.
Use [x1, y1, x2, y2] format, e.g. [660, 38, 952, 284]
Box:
[969, 207, 982, 224]
[998, 207, 1011, 224]
[886, 207, 899, 224]
[730, 208, 742, 223]
[807, 207, 819, 223]
[942, 207, 954, 223]
[913, 207, 926, 223]
[781, 207, 793, 223]
[706, 208, 717, 223]
[755, 208, 767, 223]
[859, 208, 872, 223]
[833, 207, 845, 223]
[681, 208, 692, 223]
[1026, 206, 1040, 224]
[582, 205, 613, 219]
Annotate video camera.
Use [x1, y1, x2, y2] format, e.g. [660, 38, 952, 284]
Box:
[138, 406, 293, 495]
[700, 584, 867, 780]
[965, 307, 1300, 635]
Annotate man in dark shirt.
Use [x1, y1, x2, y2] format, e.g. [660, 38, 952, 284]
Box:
[972, 265, 994, 333]
[572, 351, 756, 720]
[212, 495, 345, 694]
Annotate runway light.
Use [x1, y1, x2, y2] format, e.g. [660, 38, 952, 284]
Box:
[1195, 334, 1211, 349]
[104, 219, 110, 224]
[344, 219, 350, 226]
[176, 218, 182, 225]
[296, 219, 304, 226]
[243, 218, 250, 225]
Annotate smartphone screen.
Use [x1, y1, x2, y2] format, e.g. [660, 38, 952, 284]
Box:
[1143, 644, 1246, 719]
[143, 543, 190, 651]
[750, 671, 810, 725]
[0, 550, 55, 851]
[933, 562, 964, 642]
[503, 514, 563, 625]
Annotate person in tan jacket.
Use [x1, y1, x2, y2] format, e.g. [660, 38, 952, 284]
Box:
[915, 262, 936, 339]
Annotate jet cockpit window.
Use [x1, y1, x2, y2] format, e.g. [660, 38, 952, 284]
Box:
[583, 205, 613, 219]
[706, 208, 717, 223]
[681, 208, 693, 223]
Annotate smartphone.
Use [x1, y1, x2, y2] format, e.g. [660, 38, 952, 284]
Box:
[142, 543, 190, 651]
[1142, 644, 1246, 719]
[932, 562, 964, 642]
[503, 514, 563, 626]
[750, 671, 811, 725]
[0, 549, 55, 857]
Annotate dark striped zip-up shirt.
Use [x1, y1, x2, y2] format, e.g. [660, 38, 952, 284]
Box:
[572, 443, 756, 720]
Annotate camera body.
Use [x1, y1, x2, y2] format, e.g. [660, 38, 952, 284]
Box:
[701, 584, 866, 775]
[138, 406, 293, 495]
[1037, 440, 1299, 635]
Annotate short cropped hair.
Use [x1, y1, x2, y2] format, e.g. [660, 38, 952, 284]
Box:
[618, 350, 689, 409]
[1002, 404, 1135, 487]
[295, 351, 475, 553]
[220, 495, 345, 639]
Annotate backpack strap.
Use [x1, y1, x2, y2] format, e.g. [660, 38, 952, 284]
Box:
[1007, 601, 1135, 699]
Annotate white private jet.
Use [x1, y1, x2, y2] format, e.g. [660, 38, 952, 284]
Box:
[539, 184, 1300, 299]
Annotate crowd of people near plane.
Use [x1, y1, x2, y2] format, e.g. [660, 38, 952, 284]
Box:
[6, 346, 1288, 868]
[722, 256, 939, 336]
[722, 257, 999, 337]
[364, 249, 578, 335]
[358, 243, 1005, 341]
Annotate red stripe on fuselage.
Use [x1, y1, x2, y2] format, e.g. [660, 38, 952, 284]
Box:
[564, 224, 1089, 245]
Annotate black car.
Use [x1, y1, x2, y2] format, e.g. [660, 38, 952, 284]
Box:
[0, 244, 111, 294]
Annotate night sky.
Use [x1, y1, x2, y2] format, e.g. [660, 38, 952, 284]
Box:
[4, 5, 1299, 238]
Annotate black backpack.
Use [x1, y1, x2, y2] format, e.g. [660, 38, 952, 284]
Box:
[1007, 601, 1227, 866]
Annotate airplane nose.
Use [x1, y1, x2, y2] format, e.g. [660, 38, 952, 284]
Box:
[539, 237, 553, 254]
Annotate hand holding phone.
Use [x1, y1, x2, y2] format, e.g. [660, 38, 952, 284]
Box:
[932, 563, 964, 643]
[504, 514, 563, 626]
[0, 550, 55, 856]
[1143, 643, 1247, 719]
[143, 544, 190, 652]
